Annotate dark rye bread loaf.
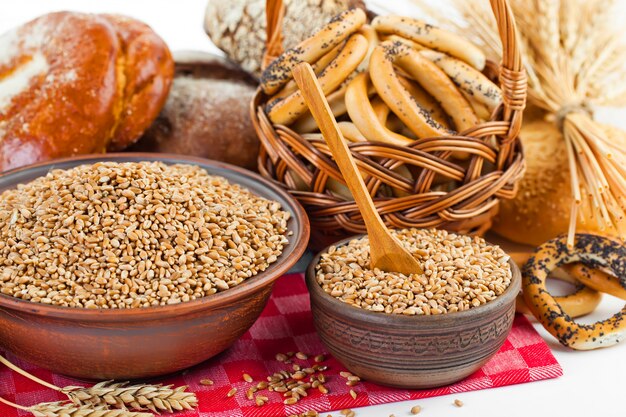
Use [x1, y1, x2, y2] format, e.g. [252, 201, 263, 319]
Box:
[131, 51, 260, 170]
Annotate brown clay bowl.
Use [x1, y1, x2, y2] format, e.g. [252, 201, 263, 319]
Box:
[306, 236, 521, 389]
[0, 153, 310, 380]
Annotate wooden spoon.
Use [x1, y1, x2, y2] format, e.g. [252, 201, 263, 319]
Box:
[292, 63, 423, 275]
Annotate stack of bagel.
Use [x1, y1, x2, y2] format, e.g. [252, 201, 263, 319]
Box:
[260, 9, 502, 152]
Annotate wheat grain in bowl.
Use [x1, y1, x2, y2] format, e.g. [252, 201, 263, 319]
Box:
[315, 229, 512, 315]
[0, 161, 290, 309]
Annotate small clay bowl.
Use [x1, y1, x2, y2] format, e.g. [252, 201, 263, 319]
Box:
[306, 236, 521, 389]
[0, 153, 310, 380]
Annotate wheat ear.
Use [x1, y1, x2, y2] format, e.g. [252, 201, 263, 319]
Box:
[413, 0, 626, 242]
[0, 355, 198, 413]
[63, 382, 198, 413]
[30, 403, 153, 417]
[0, 397, 152, 417]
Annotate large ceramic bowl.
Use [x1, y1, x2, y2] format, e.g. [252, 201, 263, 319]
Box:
[0, 154, 310, 380]
[306, 236, 521, 389]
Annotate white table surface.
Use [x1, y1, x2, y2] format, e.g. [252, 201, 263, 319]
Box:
[1, 1, 625, 416]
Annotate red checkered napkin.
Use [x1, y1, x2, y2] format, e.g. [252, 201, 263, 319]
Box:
[0, 273, 562, 417]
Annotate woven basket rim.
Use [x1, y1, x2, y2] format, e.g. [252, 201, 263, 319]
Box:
[252, 0, 527, 236]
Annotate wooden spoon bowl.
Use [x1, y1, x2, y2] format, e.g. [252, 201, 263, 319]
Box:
[306, 235, 521, 389]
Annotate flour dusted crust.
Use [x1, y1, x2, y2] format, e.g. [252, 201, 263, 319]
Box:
[0, 12, 173, 171]
[204, 0, 366, 77]
[133, 52, 259, 170]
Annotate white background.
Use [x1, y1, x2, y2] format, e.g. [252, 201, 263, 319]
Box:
[1, 1, 625, 416]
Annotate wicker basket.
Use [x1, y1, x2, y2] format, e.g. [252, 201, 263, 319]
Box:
[251, 0, 527, 238]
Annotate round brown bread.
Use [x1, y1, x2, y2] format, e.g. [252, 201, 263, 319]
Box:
[99, 14, 174, 151]
[131, 51, 260, 170]
[0, 12, 119, 171]
[492, 119, 618, 246]
[0, 12, 173, 171]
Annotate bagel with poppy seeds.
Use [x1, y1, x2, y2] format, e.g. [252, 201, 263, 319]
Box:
[418, 49, 502, 112]
[345, 73, 413, 146]
[523, 234, 626, 350]
[369, 40, 478, 137]
[372, 15, 486, 70]
[515, 271, 602, 319]
[562, 263, 626, 301]
[266, 33, 368, 125]
[260, 7, 366, 95]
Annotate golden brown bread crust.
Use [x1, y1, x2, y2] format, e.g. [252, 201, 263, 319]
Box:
[0, 12, 119, 171]
[493, 118, 619, 245]
[0, 12, 173, 171]
[101, 14, 174, 151]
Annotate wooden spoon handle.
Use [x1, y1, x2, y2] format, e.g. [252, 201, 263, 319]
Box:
[292, 63, 387, 235]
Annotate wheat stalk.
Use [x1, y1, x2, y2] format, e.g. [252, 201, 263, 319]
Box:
[0, 355, 198, 414]
[63, 382, 198, 413]
[0, 397, 152, 417]
[30, 403, 154, 417]
[412, 0, 626, 244]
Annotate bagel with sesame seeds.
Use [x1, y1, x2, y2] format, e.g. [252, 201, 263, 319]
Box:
[522, 234, 626, 350]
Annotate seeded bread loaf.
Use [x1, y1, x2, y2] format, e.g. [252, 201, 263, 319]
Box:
[131, 51, 260, 170]
[204, 0, 366, 77]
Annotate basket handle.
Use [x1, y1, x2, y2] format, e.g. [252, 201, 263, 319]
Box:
[262, 0, 285, 71]
[489, 0, 527, 166]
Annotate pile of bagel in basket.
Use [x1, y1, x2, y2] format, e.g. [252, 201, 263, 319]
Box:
[261, 8, 501, 148]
